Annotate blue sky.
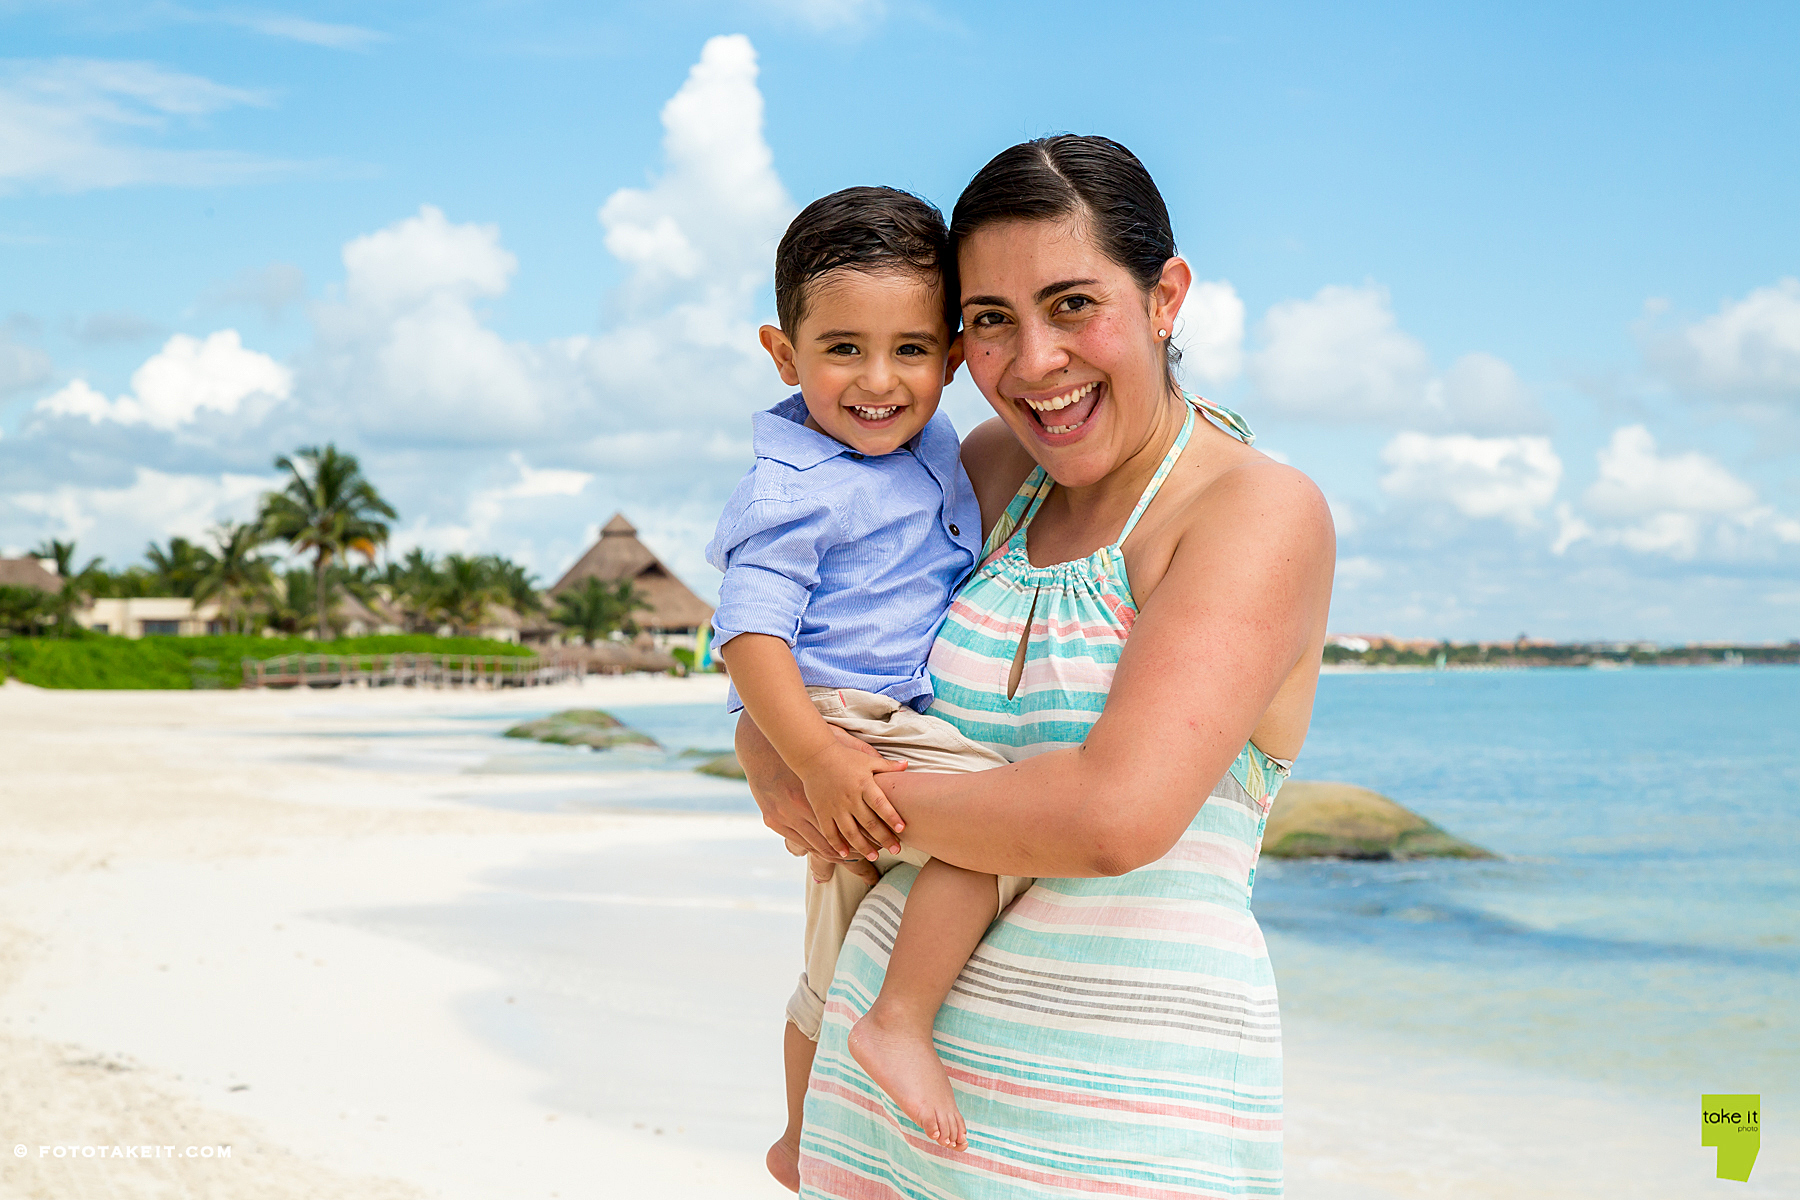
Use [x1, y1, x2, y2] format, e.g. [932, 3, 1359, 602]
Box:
[3, 1, 1797, 641]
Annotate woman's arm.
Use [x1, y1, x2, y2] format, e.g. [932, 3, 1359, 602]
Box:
[879, 462, 1335, 878]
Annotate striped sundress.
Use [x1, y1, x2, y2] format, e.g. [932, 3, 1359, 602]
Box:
[800, 396, 1292, 1199]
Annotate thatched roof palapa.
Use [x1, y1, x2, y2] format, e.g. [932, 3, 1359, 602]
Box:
[0, 558, 62, 593]
[550, 513, 714, 632]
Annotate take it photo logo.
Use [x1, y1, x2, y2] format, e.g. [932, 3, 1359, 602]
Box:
[1702, 1094, 1760, 1182]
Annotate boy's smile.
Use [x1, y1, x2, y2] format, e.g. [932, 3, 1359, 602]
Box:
[760, 268, 963, 458]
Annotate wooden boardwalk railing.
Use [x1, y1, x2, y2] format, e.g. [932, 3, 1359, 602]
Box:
[242, 651, 583, 690]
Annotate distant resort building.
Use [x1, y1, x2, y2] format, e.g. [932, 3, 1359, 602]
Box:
[548, 513, 714, 649]
[82, 596, 226, 637]
[0, 557, 61, 595]
[9, 513, 713, 651]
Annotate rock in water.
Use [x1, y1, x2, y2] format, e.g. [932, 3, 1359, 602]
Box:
[503, 709, 659, 750]
[694, 752, 746, 780]
[1262, 781, 1494, 860]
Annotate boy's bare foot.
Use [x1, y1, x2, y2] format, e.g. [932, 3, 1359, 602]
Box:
[766, 1136, 801, 1192]
[848, 1002, 968, 1151]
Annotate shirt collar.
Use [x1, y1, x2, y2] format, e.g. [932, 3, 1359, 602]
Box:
[752, 393, 922, 470]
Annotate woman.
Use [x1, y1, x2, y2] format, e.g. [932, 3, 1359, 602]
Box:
[742, 135, 1335, 1198]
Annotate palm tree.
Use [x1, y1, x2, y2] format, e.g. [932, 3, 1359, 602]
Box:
[28, 538, 106, 634]
[381, 548, 445, 632]
[192, 522, 274, 635]
[259, 445, 396, 641]
[435, 554, 505, 635]
[145, 537, 216, 598]
[481, 555, 544, 618]
[264, 568, 318, 635]
[31, 539, 78, 579]
[552, 578, 646, 644]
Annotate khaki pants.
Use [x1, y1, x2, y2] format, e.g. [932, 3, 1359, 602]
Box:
[786, 687, 1032, 1040]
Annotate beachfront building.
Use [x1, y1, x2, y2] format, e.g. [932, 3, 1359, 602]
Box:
[0, 557, 62, 595]
[547, 513, 714, 650]
[76, 592, 404, 639]
[78, 596, 225, 637]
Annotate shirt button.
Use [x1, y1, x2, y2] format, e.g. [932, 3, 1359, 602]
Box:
[849, 452, 864, 460]
[949, 524, 960, 536]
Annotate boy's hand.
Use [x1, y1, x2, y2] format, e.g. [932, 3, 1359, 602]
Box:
[795, 739, 908, 861]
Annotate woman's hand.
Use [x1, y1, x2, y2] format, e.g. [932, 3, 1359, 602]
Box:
[736, 713, 883, 884]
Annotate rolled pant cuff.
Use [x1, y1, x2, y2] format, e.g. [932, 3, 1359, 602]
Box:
[786, 972, 825, 1041]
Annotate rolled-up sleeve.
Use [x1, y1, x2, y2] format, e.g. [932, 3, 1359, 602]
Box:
[709, 493, 838, 649]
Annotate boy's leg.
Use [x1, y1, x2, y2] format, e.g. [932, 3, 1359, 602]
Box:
[847, 858, 1000, 1151]
[773, 844, 924, 1191]
[767, 1020, 814, 1192]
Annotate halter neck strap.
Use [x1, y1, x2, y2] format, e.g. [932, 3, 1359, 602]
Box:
[1187, 390, 1256, 445]
[1116, 402, 1196, 544]
[996, 392, 1261, 556]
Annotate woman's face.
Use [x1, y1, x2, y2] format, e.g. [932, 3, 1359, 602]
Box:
[958, 216, 1188, 488]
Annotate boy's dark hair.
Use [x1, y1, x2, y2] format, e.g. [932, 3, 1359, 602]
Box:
[951, 135, 1182, 383]
[775, 186, 956, 336]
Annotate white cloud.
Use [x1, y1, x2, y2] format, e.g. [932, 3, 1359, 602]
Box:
[1174, 279, 1244, 389]
[1249, 285, 1546, 432]
[1583, 424, 1755, 520]
[0, 58, 281, 192]
[71, 310, 163, 344]
[1554, 426, 1796, 560]
[1251, 285, 1430, 423]
[204, 262, 308, 320]
[342, 205, 516, 312]
[308, 37, 795, 452]
[309, 205, 539, 439]
[1334, 555, 1384, 587]
[8, 467, 272, 549]
[396, 453, 596, 558]
[1379, 432, 1562, 528]
[35, 331, 291, 430]
[598, 35, 794, 314]
[755, 0, 886, 31]
[0, 334, 52, 397]
[227, 15, 388, 51]
[1422, 352, 1545, 433]
[1647, 277, 1800, 403]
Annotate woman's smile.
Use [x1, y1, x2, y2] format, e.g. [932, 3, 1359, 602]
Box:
[1015, 380, 1105, 439]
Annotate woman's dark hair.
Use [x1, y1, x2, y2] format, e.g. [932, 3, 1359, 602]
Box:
[950, 135, 1182, 378]
[774, 186, 957, 335]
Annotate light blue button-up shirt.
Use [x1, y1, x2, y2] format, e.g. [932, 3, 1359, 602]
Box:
[707, 393, 981, 713]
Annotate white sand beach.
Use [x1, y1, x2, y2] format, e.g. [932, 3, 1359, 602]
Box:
[0, 677, 1788, 1199]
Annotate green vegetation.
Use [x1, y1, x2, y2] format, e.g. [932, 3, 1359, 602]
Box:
[503, 709, 660, 750]
[0, 632, 532, 690]
[260, 444, 396, 639]
[552, 577, 645, 643]
[368, 548, 544, 635]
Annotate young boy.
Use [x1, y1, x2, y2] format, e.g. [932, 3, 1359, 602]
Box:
[706, 187, 1031, 1189]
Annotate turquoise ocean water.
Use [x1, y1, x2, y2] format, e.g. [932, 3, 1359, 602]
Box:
[424, 666, 1797, 1112]
[1256, 666, 1796, 1110]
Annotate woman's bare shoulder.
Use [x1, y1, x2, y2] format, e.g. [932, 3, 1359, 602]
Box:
[1178, 452, 1335, 567]
[960, 417, 1038, 531]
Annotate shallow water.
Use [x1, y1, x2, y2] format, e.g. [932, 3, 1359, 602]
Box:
[330, 670, 1798, 1111]
[1260, 666, 1798, 1106]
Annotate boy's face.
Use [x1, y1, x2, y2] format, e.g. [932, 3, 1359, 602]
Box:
[759, 268, 962, 457]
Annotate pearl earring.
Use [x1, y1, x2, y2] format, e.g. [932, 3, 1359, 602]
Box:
[1157, 329, 1168, 338]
